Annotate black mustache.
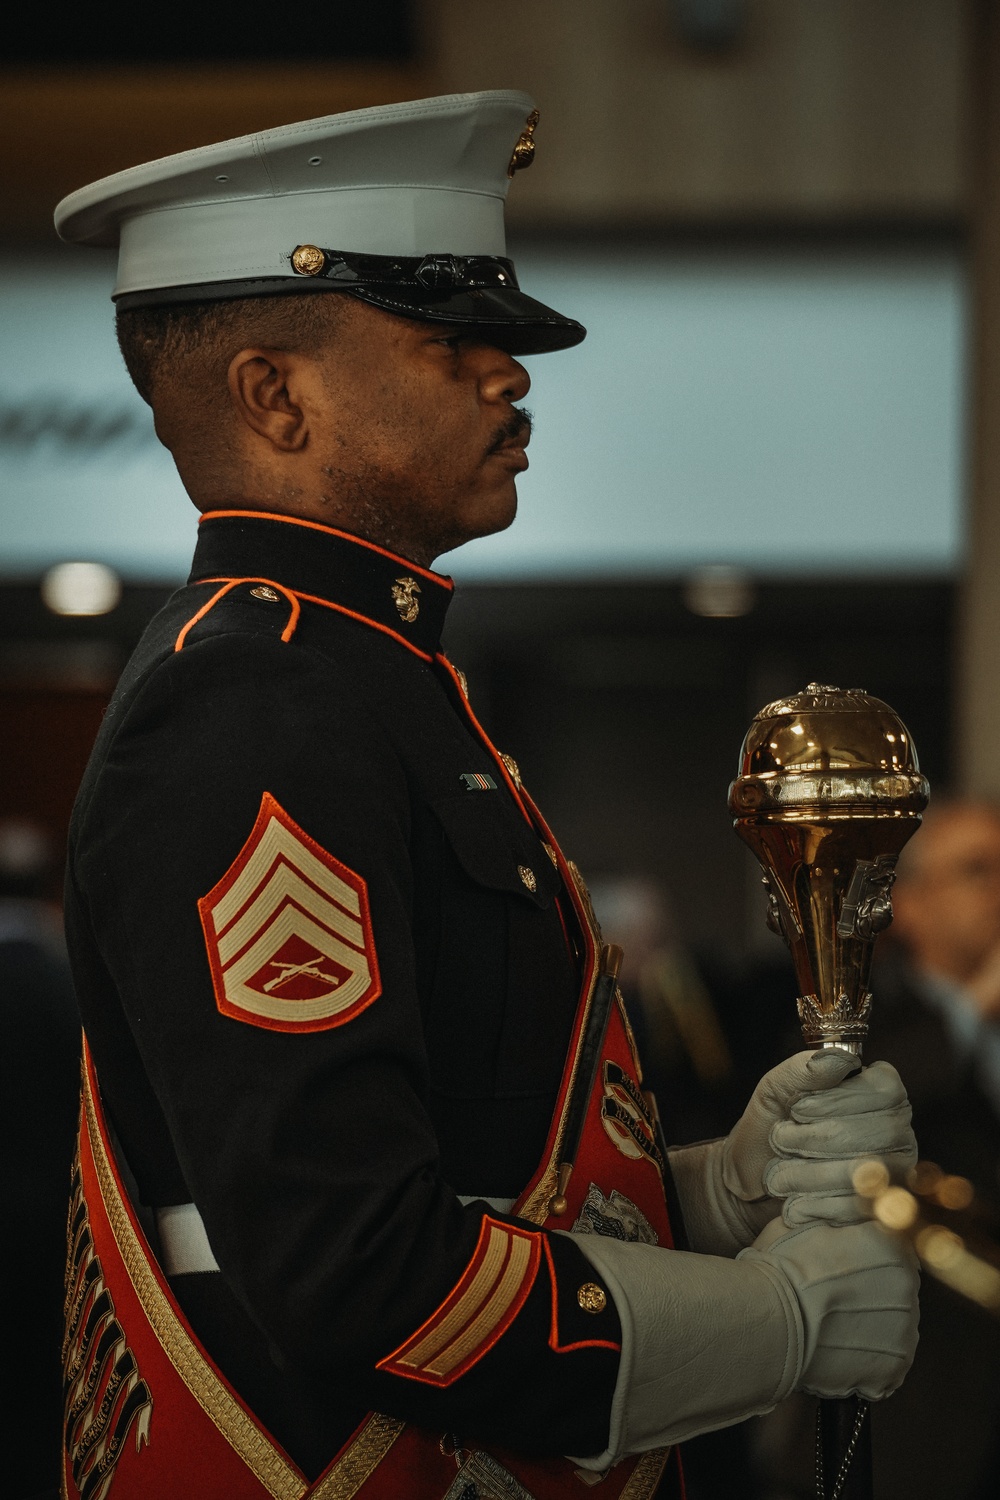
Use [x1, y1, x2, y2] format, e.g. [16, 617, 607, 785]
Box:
[486, 408, 532, 456]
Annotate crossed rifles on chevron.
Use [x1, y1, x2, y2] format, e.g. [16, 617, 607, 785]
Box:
[262, 955, 343, 994]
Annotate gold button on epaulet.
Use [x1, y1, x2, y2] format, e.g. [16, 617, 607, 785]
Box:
[250, 585, 280, 602]
[577, 1282, 607, 1314]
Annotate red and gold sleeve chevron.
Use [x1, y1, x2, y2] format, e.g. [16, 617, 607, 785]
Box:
[197, 792, 381, 1034]
[376, 1217, 542, 1387]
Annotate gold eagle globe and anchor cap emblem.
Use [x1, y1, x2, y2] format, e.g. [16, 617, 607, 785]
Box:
[391, 576, 421, 624]
[508, 109, 540, 177]
[290, 243, 328, 277]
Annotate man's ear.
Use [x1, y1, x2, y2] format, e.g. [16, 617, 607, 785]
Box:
[228, 347, 310, 451]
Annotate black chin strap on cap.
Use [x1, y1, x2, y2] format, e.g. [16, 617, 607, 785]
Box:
[288, 246, 521, 290]
[113, 246, 587, 357]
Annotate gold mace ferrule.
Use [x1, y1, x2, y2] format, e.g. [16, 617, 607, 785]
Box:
[729, 683, 929, 1054]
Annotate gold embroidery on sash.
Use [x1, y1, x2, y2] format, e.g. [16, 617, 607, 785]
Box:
[619, 1447, 672, 1499]
[84, 1062, 406, 1499]
[308, 1413, 407, 1499]
[62, 1149, 153, 1500]
[83, 1069, 304, 1499]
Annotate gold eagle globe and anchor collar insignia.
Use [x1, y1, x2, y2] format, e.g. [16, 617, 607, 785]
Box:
[508, 109, 540, 177]
[391, 576, 421, 624]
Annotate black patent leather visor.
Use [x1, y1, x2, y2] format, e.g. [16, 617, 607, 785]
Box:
[114, 248, 586, 356]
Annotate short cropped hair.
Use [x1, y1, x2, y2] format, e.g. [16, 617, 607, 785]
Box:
[116, 292, 347, 405]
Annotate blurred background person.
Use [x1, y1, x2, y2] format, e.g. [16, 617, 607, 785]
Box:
[858, 802, 1000, 1500]
[0, 818, 80, 1500]
[729, 804, 1000, 1500]
[881, 798, 1000, 1181]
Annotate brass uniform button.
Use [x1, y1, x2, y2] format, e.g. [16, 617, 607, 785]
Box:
[250, 585, 280, 602]
[518, 865, 536, 893]
[577, 1282, 607, 1314]
[291, 244, 327, 277]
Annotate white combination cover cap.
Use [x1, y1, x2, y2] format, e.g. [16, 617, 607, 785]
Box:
[54, 90, 585, 356]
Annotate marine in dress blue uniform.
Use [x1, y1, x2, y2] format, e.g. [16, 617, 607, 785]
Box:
[54, 91, 922, 1500]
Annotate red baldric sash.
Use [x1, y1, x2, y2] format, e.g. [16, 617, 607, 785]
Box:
[63, 812, 681, 1500]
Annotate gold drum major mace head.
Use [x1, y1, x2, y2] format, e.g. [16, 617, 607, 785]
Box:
[729, 684, 929, 1054]
[729, 682, 928, 823]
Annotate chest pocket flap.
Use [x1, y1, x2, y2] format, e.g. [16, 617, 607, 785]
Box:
[430, 793, 562, 909]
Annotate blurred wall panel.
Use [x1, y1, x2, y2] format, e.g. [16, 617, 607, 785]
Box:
[427, 0, 968, 226]
[959, 0, 1000, 798]
[0, 685, 110, 901]
[0, 63, 432, 239]
[0, 2, 968, 242]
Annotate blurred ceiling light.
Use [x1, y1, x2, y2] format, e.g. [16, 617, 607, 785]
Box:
[41, 561, 122, 616]
[0, 818, 52, 878]
[683, 565, 755, 618]
[670, 0, 748, 51]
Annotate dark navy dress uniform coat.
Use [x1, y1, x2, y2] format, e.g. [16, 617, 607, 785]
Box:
[64, 511, 623, 1477]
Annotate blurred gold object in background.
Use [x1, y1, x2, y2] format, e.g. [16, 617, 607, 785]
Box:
[730, 684, 930, 1053]
[854, 1160, 1000, 1318]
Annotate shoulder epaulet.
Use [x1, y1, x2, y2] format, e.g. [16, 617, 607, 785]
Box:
[173, 578, 300, 653]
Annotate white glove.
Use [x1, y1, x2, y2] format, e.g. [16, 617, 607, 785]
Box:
[740, 1215, 920, 1400]
[768, 1059, 917, 1227]
[668, 1050, 916, 1255]
[568, 1215, 919, 1468]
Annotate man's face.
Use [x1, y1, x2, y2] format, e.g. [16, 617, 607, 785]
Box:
[892, 806, 1000, 982]
[301, 299, 532, 565]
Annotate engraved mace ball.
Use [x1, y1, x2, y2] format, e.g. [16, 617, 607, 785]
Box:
[728, 684, 929, 1054]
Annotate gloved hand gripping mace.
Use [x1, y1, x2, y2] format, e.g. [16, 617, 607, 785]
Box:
[729, 684, 929, 1500]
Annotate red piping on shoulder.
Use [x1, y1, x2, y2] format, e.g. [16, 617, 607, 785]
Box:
[178, 578, 435, 663]
[174, 578, 301, 651]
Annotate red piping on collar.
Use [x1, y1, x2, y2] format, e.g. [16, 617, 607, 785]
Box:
[199, 510, 454, 590]
[294, 590, 434, 661]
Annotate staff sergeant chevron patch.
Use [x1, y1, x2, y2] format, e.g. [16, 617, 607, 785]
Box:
[198, 792, 381, 1032]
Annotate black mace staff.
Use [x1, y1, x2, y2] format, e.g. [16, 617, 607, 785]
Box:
[728, 683, 929, 1500]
